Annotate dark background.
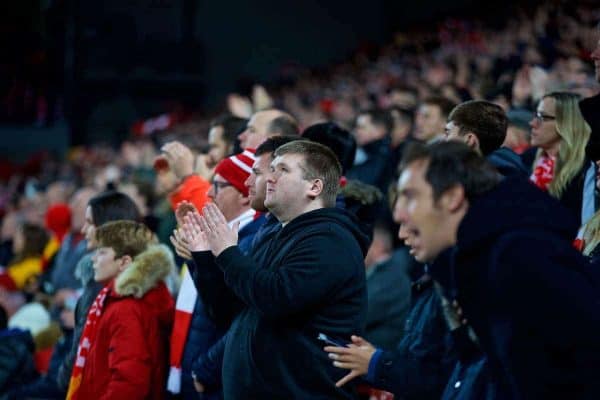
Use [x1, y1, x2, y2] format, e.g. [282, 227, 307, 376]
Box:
[0, 0, 519, 159]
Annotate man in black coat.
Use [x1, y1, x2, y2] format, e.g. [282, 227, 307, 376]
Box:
[185, 140, 369, 399]
[394, 141, 600, 399]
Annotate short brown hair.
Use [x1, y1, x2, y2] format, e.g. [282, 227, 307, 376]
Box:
[448, 100, 508, 156]
[423, 96, 457, 119]
[274, 140, 342, 207]
[95, 220, 155, 259]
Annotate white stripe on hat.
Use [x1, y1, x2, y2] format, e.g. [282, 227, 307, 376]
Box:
[242, 149, 256, 159]
[230, 155, 253, 173]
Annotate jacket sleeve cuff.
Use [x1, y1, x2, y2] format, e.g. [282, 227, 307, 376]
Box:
[215, 246, 244, 272]
[366, 348, 383, 383]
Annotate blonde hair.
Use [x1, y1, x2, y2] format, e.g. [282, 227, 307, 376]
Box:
[582, 212, 600, 256]
[534, 92, 591, 199]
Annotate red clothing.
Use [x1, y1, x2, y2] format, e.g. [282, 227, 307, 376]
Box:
[76, 281, 174, 400]
[169, 175, 211, 213]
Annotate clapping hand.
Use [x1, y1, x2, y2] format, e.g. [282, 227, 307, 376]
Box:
[181, 211, 210, 252]
[199, 203, 239, 257]
[175, 201, 198, 227]
[324, 335, 376, 387]
[169, 228, 192, 260]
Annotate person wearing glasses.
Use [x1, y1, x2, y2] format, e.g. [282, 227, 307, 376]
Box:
[529, 92, 591, 225]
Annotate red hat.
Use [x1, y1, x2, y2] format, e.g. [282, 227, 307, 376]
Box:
[214, 149, 256, 197]
[45, 203, 72, 243]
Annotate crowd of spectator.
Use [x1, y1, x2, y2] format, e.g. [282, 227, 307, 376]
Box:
[0, 1, 599, 399]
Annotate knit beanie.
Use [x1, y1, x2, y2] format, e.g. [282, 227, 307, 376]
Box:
[45, 203, 72, 242]
[214, 149, 256, 197]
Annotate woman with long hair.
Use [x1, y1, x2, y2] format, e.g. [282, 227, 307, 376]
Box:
[529, 91, 591, 224]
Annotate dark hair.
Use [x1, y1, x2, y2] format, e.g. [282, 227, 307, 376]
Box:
[389, 84, 418, 98]
[96, 220, 154, 258]
[211, 114, 248, 148]
[0, 305, 6, 330]
[267, 115, 300, 137]
[274, 140, 342, 206]
[302, 122, 356, 174]
[255, 135, 301, 157]
[18, 223, 49, 259]
[448, 100, 508, 156]
[401, 141, 501, 201]
[423, 96, 457, 119]
[359, 108, 394, 136]
[387, 106, 415, 124]
[88, 191, 141, 226]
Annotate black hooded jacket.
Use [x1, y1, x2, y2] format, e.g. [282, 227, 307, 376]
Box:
[430, 176, 600, 399]
[215, 207, 369, 399]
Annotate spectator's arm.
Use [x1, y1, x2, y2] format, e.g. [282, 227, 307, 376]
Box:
[191, 332, 228, 390]
[189, 252, 243, 328]
[217, 232, 360, 318]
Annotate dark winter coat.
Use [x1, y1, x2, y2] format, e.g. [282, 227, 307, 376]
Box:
[3, 329, 73, 399]
[365, 274, 456, 400]
[0, 328, 37, 393]
[347, 137, 394, 194]
[192, 213, 277, 330]
[217, 207, 369, 399]
[558, 160, 588, 226]
[430, 176, 600, 399]
[486, 147, 528, 178]
[364, 248, 412, 349]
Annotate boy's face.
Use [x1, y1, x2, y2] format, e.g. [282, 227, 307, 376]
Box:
[92, 247, 122, 284]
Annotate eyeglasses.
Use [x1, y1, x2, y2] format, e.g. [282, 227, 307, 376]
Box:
[535, 112, 556, 122]
[211, 180, 232, 195]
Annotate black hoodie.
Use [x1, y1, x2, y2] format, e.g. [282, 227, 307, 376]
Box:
[215, 207, 369, 399]
[430, 176, 600, 399]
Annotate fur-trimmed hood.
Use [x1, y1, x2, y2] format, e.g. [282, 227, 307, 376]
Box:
[114, 244, 176, 298]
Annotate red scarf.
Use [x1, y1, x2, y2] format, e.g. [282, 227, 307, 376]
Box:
[530, 153, 555, 191]
[66, 283, 111, 400]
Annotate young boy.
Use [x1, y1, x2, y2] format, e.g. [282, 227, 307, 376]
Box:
[67, 220, 175, 400]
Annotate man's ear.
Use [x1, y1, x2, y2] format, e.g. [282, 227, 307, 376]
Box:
[307, 179, 324, 199]
[239, 192, 250, 207]
[441, 184, 466, 212]
[464, 133, 481, 153]
[118, 255, 133, 272]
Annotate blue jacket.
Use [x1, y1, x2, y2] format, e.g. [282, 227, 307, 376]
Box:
[365, 274, 456, 400]
[486, 147, 528, 178]
[430, 176, 600, 399]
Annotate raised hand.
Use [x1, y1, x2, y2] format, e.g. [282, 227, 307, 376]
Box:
[181, 212, 210, 252]
[324, 335, 376, 387]
[227, 93, 253, 118]
[161, 141, 195, 180]
[169, 228, 192, 260]
[175, 200, 198, 227]
[200, 203, 239, 257]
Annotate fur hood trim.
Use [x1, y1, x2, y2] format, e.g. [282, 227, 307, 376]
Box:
[114, 244, 175, 298]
